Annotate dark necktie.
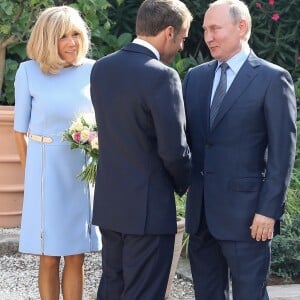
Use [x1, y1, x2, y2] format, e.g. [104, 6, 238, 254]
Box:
[210, 62, 229, 128]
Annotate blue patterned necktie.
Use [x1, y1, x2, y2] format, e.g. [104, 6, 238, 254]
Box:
[210, 62, 229, 128]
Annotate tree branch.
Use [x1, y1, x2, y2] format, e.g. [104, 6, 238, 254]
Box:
[0, 36, 19, 49]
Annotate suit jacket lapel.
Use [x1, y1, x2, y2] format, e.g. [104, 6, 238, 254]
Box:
[210, 52, 260, 132]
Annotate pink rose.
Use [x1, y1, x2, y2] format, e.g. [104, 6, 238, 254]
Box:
[269, 0, 275, 5]
[256, 2, 262, 8]
[72, 132, 81, 143]
[88, 131, 98, 144]
[271, 13, 280, 21]
[297, 56, 300, 61]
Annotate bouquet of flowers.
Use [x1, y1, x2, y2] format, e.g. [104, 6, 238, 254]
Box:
[63, 113, 98, 185]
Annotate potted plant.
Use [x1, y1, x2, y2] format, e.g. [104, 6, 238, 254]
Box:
[0, 1, 54, 227]
[0, 0, 124, 227]
[165, 193, 187, 299]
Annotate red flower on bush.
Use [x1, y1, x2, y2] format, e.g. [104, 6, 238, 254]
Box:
[269, 0, 275, 5]
[272, 13, 280, 21]
[256, 2, 262, 8]
[298, 56, 300, 61]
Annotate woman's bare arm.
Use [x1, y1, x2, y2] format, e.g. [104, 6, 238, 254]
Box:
[14, 131, 28, 169]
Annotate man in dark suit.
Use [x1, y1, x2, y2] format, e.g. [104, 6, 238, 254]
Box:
[90, 0, 192, 299]
[183, 0, 297, 299]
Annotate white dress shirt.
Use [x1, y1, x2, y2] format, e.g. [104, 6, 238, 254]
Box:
[132, 38, 160, 60]
[210, 47, 251, 105]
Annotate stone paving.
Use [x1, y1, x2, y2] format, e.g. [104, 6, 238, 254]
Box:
[1, 228, 300, 300]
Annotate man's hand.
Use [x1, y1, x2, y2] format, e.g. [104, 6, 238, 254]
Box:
[250, 213, 275, 241]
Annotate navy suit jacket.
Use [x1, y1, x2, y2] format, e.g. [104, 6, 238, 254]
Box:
[183, 52, 297, 241]
[91, 43, 191, 235]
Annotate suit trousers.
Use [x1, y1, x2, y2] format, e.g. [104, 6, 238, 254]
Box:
[97, 228, 175, 300]
[188, 207, 270, 300]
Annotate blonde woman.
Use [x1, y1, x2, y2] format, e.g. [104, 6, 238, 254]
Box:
[14, 6, 101, 300]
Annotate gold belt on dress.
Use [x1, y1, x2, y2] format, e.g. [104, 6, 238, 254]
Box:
[28, 134, 53, 143]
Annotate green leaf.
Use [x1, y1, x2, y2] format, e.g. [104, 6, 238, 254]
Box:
[117, 32, 132, 47]
[0, 25, 11, 35]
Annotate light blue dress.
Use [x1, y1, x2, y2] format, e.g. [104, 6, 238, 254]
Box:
[14, 59, 101, 256]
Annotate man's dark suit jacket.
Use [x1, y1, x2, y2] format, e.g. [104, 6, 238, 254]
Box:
[91, 43, 191, 235]
[183, 52, 297, 241]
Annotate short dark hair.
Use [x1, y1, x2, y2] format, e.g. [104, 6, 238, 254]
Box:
[136, 0, 192, 36]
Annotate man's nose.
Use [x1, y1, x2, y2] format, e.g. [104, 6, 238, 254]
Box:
[205, 31, 213, 43]
[179, 42, 184, 52]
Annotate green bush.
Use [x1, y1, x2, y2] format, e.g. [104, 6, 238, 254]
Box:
[249, 0, 300, 80]
[271, 214, 300, 281]
[285, 121, 300, 216]
[0, 0, 134, 105]
[270, 120, 300, 281]
[175, 193, 186, 218]
[175, 193, 189, 256]
[0, 0, 56, 104]
[71, 0, 132, 59]
[184, 0, 299, 81]
[1, 0, 300, 104]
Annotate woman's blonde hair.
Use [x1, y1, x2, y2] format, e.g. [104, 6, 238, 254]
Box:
[27, 6, 90, 74]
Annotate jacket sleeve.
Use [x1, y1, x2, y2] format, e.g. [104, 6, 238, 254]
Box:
[147, 67, 191, 195]
[257, 68, 297, 219]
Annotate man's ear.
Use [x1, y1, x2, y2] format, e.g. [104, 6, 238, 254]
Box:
[165, 26, 175, 40]
[239, 19, 247, 37]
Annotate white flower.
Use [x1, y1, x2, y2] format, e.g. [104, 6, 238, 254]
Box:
[70, 120, 84, 132]
[91, 137, 99, 150]
[82, 113, 96, 129]
[80, 129, 90, 143]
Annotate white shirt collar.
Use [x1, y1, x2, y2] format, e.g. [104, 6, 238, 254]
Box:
[132, 38, 160, 60]
[216, 45, 251, 74]
[211, 46, 251, 104]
